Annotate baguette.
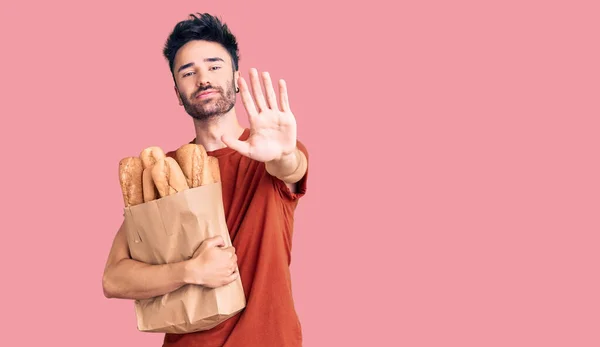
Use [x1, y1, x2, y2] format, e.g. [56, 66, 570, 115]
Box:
[207, 156, 221, 183]
[119, 157, 144, 207]
[140, 146, 166, 170]
[175, 144, 208, 188]
[142, 167, 158, 202]
[152, 157, 190, 197]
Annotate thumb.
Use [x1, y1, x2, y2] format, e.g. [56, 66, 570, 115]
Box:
[192, 236, 224, 257]
[221, 135, 251, 157]
[207, 235, 225, 248]
[199, 235, 225, 251]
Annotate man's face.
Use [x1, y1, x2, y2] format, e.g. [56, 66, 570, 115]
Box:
[172, 40, 238, 121]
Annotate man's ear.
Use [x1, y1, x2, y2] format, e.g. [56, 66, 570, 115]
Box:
[234, 70, 241, 92]
[174, 85, 183, 106]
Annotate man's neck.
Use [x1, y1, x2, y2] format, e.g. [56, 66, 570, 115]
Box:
[192, 108, 245, 152]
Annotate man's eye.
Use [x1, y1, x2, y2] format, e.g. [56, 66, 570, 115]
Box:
[210, 66, 221, 71]
[183, 72, 194, 77]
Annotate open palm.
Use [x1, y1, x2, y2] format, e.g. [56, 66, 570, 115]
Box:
[222, 68, 297, 163]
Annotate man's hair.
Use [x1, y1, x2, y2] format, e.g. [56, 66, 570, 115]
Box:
[163, 13, 240, 75]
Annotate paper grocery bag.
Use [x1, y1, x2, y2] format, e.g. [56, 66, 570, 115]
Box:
[122, 182, 246, 334]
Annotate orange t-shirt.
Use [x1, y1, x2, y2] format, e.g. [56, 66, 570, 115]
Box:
[162, 128, 309, 347]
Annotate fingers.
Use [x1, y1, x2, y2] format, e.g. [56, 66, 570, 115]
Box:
[192, 235, 223, 258]
[279, 79, 290, 113]
[239, 76, 258, 119]
[262, 71, 278, 110]
[225, 271, 239, 284]
[224, 246, 237, 269]
[242, 68, 289, 114]
[249, 68, 268, 112]
[220, 245, 235, 255]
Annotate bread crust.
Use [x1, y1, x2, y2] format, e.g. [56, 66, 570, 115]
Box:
[152, 157, 190, 197]
[142, 167, 158, 202]
[207, 156, 221, 183]
[140, 146, 166, 170]
[119, 157, 144, 207]
[175, 144, 208, 188]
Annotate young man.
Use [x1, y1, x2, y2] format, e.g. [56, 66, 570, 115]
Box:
[102, 13, 309, 347]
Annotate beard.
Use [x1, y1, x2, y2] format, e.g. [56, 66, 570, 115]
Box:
[181, 79, 236, 122]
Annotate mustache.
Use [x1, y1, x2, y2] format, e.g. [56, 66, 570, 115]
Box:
[194, 85, 223, 98]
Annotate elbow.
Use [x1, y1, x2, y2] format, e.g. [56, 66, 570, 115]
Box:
[102, 271, 116, 299]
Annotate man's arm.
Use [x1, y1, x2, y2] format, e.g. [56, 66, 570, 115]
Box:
[265, 147, 308, 193]
[102, 220, 239, 301]
[102, 221, 188, 300]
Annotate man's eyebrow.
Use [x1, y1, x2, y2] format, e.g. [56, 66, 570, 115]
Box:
[177, 62, 194, 73]
[177, 58, 225, 73]
[204, 57, 225, 63]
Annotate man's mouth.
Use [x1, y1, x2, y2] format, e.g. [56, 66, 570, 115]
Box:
[196, 89, 217, 99]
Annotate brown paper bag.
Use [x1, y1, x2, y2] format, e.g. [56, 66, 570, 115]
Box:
[123, 182, 246, 334]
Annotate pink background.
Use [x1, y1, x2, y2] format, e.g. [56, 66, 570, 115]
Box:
[2, 0, 599, 346]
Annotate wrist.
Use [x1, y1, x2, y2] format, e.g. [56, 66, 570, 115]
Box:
[181, 260, 203, 286]
[266, 148, 299, 178]
[276, 149, 300, 173]
[268, 148, 307, 184]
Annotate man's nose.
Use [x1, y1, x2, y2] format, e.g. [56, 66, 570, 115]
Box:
[196, 72, 212, 87]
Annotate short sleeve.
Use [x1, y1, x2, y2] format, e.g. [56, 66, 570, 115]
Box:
[272, 140, 309, 201]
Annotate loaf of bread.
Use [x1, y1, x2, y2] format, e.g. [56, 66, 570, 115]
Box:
[151, 157, 190, 197]
[140, 146, 166, 170]
[119, 157, 144, 207]
[142, 167, 158, 202]
[175, 144, 208, 188]
[207, 156, 221, 184]
[119, 143, 222, 205]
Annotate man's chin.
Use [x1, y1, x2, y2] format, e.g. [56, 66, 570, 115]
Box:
[183, 96, 235, 121]
[186, 107, 223, 121]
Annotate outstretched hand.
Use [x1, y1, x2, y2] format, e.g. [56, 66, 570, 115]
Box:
[221, 68, 297, 163]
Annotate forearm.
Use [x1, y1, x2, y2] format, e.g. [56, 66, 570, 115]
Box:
[103, 258, 189, 300]
[266, 147, 307, 184]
